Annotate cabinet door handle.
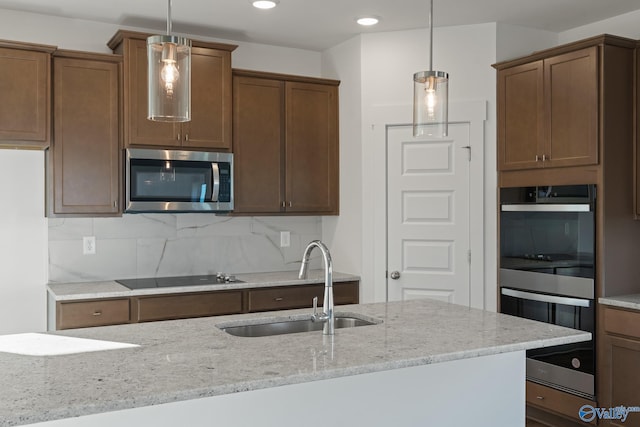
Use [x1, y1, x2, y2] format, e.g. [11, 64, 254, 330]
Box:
[288, 201, 292, 208]
[176, 133, 181, 141]
[535, 154, 539, 162]
[281, 201, 286, 208]
[185, 133, 189, 142]
[542, 154, 547, 162]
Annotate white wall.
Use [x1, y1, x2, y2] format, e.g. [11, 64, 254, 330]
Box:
[320, 36, 363, 280]
[559, 9, 640, 44]
[496, 23, 558, 62]
[0, 9, 322, 76]
[0, 150, 47, 333]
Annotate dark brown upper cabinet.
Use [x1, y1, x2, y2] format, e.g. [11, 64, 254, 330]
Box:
[107, 30, 236, 151]
[496, 46, 598, 171]
[0, 40, 55, 149]
[49, 50, 122, 216]
[233, 70, 339, 215]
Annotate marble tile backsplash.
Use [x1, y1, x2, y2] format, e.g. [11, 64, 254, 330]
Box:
[48, 214, 322, 283]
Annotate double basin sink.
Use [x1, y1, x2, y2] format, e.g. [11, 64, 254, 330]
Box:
[217, 313, 381, 338]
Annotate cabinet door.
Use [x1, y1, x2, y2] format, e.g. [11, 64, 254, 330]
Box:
[182, 47, 232, 150]
[124, 38, 179, 147]
[285, 81, 339, 214]
[51, 56, 120, 215]
[544, 47, 598, 168]
[0, 47, 50, 147]
[497, 61, 544, 171]
[233, 76, 284, 213]
[600, 335, 640, 426]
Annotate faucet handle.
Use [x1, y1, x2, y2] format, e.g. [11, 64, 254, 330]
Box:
[312, 296, 319, 317]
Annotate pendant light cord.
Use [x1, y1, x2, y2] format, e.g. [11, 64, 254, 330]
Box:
[428, 0, 433, 72]
[166, 0, 172, 35]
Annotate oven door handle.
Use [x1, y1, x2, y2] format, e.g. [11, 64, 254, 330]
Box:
[501, 288, 591, 308]
[501, 204, 591, 212]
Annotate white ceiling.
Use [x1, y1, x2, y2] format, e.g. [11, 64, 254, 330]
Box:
[1, 0, 640, 51]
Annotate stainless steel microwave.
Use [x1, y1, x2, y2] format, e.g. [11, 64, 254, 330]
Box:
[125, 149, 233, 213]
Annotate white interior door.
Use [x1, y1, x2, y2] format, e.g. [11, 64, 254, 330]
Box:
[386, 123, 471, 305]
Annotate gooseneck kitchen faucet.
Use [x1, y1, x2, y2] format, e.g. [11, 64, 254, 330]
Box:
[298, 240, 334, 335]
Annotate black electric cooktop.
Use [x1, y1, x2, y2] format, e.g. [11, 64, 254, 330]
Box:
[116, 274, 243, 290]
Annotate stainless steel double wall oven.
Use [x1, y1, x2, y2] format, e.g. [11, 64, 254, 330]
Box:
[499, 184, 596, 399]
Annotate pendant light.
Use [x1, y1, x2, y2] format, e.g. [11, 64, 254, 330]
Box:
[147, 0, 191, 122]
[413, 0, 448, 137]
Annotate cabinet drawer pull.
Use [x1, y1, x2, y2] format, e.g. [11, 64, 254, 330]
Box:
[536, 396, 544, 400]
[274, 297, 284, 302]
[92, 310, 103, 316]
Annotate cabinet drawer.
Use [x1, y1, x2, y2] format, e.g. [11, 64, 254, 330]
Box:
[131, 291, 243, 322]
[248, 285, 322, 312]
[603, 306, 640, 339]
[526, 381, 595, 424]
[248, 281, 359, 312]
[57, 299, 130, 330]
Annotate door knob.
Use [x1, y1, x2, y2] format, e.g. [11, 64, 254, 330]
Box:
[390, 271, 401, 280]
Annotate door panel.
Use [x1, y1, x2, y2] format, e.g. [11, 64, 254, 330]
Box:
[387, 124, 470, 306]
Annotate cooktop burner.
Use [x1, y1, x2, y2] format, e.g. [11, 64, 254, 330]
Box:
[116, 274, 243, 290]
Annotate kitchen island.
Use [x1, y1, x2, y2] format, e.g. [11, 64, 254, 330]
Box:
[1, 298, 590, 427]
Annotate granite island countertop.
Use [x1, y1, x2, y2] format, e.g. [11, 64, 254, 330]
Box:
[0, 298, 591, 426]
[47, 270, 360, 301]
[599, 294, 640, 311]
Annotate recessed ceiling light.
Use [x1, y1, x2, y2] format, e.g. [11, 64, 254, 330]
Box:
[356, 17, 380, 26]
[252, 0, 279, 9]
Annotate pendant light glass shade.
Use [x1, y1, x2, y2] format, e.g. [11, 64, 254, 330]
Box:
[413, 70, 448, 137]
[413, 0, 448, 137]
[147, 1, 191, 122]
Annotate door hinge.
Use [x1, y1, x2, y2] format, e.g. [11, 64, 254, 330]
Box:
[467, 250, 471, 264]
[462, 145, 471, 161]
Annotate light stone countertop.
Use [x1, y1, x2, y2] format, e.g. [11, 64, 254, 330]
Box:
[47, 270, 360, 301]
[599, 294, 640, 311]
[0, 298, 590, 426]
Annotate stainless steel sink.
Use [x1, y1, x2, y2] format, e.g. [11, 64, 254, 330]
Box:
[217, 314, 380, 338]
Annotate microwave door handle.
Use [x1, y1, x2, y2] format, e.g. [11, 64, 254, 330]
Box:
[501, 204, 590, 213]
[501, 288, 591, 308]
[211, 163, 220, 202]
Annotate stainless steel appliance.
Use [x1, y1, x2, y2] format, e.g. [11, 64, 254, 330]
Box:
[499, 184, 596, 399]
[125, 148, 233, 213]
[116, 273, 242, 290]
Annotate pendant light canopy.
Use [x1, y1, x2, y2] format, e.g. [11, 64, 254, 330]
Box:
[147, 0, 191, 122]
[413, 0, 448, 137]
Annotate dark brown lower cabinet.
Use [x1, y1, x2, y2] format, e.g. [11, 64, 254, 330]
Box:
[248, 281, 359, 312]
[57, 298, 130, 330]
[599, 306, 640, 427]
[526, 381, 596, 426]
[131, 291, 243, 322]
[55, 281, 359, 330]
